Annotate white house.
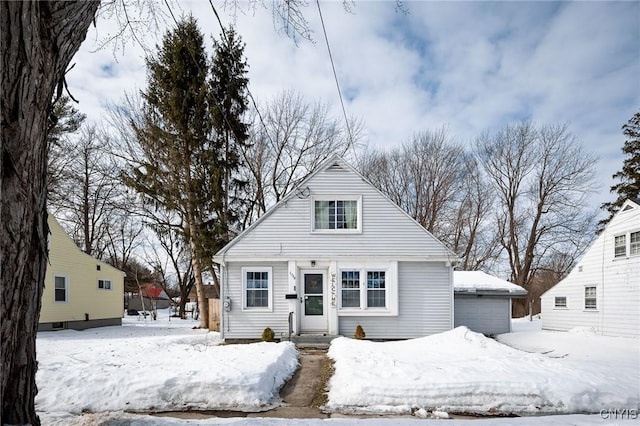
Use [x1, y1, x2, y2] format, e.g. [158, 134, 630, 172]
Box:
[213, 155, 458, 341]
[454, 271, 527, 335]
[541, 198, 640, 338]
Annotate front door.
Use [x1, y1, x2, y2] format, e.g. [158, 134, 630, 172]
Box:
[300, 272, 327, 332]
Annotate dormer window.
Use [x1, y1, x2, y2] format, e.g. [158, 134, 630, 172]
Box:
[312, 196, 362, 233]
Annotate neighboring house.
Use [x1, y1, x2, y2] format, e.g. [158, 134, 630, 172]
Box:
[453, 271, 527, 335]
[39, 215, 126, 331]
[541, 198, 640, 338]
[127, 283, 172, 311]
[213, 155, 458, 341]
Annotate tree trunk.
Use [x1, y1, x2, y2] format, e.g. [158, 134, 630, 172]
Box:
[187, 218, 209, 328]
[1, 1, 99, 423]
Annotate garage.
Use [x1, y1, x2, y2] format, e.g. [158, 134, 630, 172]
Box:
[453, 271, 527, 336]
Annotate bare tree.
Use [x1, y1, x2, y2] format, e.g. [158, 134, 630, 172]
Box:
[476, 122, 598, 314]
[47, 124, 124, 258]
[242, 90, 361, 224]
[446, 156, 501, 271]
[359, 129, 501, 270]
[144, 216, 195, 319]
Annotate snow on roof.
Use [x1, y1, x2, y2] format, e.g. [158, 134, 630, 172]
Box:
[454, 270, 527, 294]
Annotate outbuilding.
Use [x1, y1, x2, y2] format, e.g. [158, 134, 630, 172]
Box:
[453, 271, 527, 335]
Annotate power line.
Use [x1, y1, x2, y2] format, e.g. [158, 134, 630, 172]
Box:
[315, 0, 355, 155]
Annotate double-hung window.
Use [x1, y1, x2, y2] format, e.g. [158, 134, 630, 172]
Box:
[340, 271, 360, 308]
[340, 269, 388, 310]
[584, 286, 597, 310]
[243, 267, 272, 310]
[54, 276, 68, 303]
[630, 231, 640, 255]
[614, 235, 626, 258]
[98, 279, 112, 290]
[313, 197, 361, 232]
[367, 271, 386, 308]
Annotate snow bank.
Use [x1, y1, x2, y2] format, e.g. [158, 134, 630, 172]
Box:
[36, 318, 298, 414]
[326, 326, 638, 415]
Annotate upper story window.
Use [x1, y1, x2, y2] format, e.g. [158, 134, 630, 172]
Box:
[614, 235, 626, 257]
[631, 231, 640, 255]
[614, 231, 640, 258]
[554, 296, 567, 308]
[312, 196, 361, 233]
[98, 279, 112, 290]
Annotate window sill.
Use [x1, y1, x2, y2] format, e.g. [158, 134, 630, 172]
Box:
[553, 307, 568, 310]
[338, 309, 397, 317]
[583, 309, 598, 312]
[311, 229, 362, 235]
[241, 307, 273, 313]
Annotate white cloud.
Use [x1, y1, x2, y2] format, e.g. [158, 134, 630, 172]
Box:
[66, 0, 639, 214]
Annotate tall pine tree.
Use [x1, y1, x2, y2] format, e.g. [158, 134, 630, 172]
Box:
[123, 18, 251, 327]
[601, 110, 640, 225]
[124, 16, 214, 328]
[209, 26, 250, 245]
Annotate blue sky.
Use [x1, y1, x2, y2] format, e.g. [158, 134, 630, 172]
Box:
[68, 1, 639, 215]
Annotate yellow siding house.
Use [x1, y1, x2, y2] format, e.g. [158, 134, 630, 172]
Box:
[39, 215, 125, 331]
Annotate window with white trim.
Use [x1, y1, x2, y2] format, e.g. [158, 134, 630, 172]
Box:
[554, 296, 567, 308]
[367, 271, 386, 308]
[243, 267, 272, 310]
[98, 279, 112, 290]
[339, 268, 388, 310]
[630, 231, 640, 256]
[340, 271, 360, 308]
[54, 276, 68, 303]
[584, 286, 597, 310]
[614, 235, 626, 258]
[312, 197, 361, 232]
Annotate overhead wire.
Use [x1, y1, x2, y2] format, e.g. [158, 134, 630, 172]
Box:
[315, 0, 357, 160]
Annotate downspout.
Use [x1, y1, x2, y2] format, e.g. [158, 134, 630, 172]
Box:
[219, 252, 227, 339]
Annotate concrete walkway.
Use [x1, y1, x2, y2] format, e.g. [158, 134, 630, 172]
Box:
[252, 346, 330, 418]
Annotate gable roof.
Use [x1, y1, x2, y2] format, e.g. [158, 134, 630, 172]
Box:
[48, 215, 126, 277]
[215, 154, 457, 259]
[454, 271, 527, 296]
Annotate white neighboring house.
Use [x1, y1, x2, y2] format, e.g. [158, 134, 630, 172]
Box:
[213, 155, 458, 341]
[541, 198, 640, 338]
[453, 271, 527, 335]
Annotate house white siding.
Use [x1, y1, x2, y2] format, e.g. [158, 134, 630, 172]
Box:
[338, 262, 452, 339]
[221, 166, 451, 260]
[541, 200, 640, 338]
[222, 261, 290, 339]
[216, 156, 457, 341]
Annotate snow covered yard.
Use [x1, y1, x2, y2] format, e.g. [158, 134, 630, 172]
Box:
[36, 312, 638, 424]
[36, 311, 298, 415]
[326, 322, 639, 416]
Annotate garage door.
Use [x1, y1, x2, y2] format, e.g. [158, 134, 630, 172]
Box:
[454, 296, 510, 335]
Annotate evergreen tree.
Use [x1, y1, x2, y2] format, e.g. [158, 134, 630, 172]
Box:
[208, 26, 250, 246]
[601, 111, 640, 225]
[124, 16, 215, 328]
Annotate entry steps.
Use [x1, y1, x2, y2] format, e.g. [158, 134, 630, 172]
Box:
[280, 333, 338, 346]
